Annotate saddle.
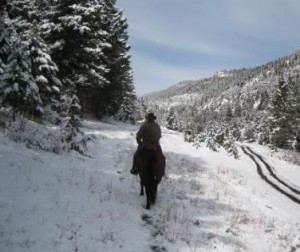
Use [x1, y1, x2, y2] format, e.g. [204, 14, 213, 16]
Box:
[144, 143, 159, 151]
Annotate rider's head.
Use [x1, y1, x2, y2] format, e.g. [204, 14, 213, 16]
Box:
[146, 112, 156, 122]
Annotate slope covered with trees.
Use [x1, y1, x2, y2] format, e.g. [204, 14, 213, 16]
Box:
[142, 50, 300, 153]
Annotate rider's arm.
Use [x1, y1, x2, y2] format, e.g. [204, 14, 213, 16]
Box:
[158, 125, 162, 139]
[136, 124, 144, 145]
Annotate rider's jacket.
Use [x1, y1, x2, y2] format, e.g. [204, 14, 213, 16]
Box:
[136, 121, 161, 145]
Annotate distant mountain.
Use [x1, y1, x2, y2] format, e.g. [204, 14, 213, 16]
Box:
[141, 50, 300, 152]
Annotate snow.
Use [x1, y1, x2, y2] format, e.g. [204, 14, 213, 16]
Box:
[4, 86, 13, 94]
[51, 85, 60, 93]
[161, 93, 200, 107]
[0, 120, 300, 252]
[51, 76, 62, 87]
[215, 71, 230, 78]
[36, 75, 48, 83]
[79, 26, 91, 34]
[253, 99, 261, 109]
[37, 57, 48, 64]
[221, 98, 229, 105]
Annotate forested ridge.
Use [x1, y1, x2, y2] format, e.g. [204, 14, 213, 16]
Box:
[142, 50, 300, 154]
[0, 0, 137, 153]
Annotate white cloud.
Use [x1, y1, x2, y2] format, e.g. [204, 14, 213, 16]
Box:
[122, 1, 247, 57]
[121, 0, 300, 52]
[131, 22, 244, 57]
[119, 0, 300, 95]
[226, 0, 300, 42]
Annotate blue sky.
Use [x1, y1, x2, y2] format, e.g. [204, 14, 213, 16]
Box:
[117, 0, 300, 95]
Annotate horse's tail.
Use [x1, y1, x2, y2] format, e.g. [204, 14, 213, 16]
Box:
[146, 151, 158, 204]
[151, 179, 157, 204]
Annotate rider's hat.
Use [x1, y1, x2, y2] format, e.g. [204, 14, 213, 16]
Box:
[146, 112, 157, 121]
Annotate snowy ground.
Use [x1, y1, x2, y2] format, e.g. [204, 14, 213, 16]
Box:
[0, 119, 300, 252]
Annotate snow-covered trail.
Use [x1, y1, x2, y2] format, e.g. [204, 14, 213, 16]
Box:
[241, 146, 300, 205]
[0, 120, 300, 252]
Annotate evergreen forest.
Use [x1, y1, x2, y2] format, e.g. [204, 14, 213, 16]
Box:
[0, 0, 137, 153]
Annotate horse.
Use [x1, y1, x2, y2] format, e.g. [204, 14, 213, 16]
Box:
[136, 144, 159, 209]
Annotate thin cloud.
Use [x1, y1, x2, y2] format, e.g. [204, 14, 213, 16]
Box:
[122, 1, 248, 57]
[131, 23, 245, 58]
[226, 0, 300, 43]
[119, 0, 300, 95]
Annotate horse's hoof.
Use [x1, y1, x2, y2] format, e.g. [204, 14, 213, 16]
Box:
[146, 204, 150, 210]
[130, 169, 138, 175]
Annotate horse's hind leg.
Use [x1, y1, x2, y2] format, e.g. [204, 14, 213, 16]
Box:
[152, 183, 157, 204]
[146, 200, 150, 210]
[145, 184, 152, 209]
[140, 181, 144, 196]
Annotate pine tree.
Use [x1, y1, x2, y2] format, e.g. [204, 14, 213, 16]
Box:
[64, 92, 89, 154]
[167, 107, 180, 130]
[28, 22, 62, 123]
[224, 104, 233, 122]
[205, 126, 220, 152]
[64, 0, 109, 114]
[0, 35, 43, 121]
[288, 75, 300, 150]
[134, 98, 148, 122]
[223, 132, 239, 159]
[6, 0, 34, 39]
[40, 0, 111, 116]
[39, 0, 135, 119]
[100, 0, 134, 117]
[114, 87, 137, 124]
[1, 0, 43, 120]
[0, 7, 10, 76]
[5, 0, 64, 123]
[38, 0, 89, 150]
[269, 77, 294, 148]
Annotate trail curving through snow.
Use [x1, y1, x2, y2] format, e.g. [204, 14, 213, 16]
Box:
[241, 145, 300, 205]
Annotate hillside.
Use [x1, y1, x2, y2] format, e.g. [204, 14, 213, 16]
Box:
[141, 50, 300, 152]
[1, 119, 300, 251]
[143, 50, 300, 102]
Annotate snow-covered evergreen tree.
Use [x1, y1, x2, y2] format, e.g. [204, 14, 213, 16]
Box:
[2, 1, 43, 120]
[287, 75, 300, 151]
[0, 7, 10, 76]
[38, 0, 89, 150]
[28, 22, 62, 123]
[114, 98, 136, 124]
[4, 0, 63, 123]
[40, 0, 110, 117]
[269, 77, 294, 148]
[64, 93, 87, 154]
[100, 0, 135, 117]
[223, 132, 239, 159]
[114, 82, 138, 124]
[38, 0, 135, 119]
[205, 127, 220, 152]
[6, 0, 35, 40]
[166, 107, 180, 130]
[63, 1, 109, 115]
[224, 104, 233, 122]
[0, 35, 43, 121]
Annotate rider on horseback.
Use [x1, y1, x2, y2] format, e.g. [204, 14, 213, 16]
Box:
[130, 112, 162, 175]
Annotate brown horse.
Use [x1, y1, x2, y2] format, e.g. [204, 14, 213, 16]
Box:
[137, 145, 159, 209]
